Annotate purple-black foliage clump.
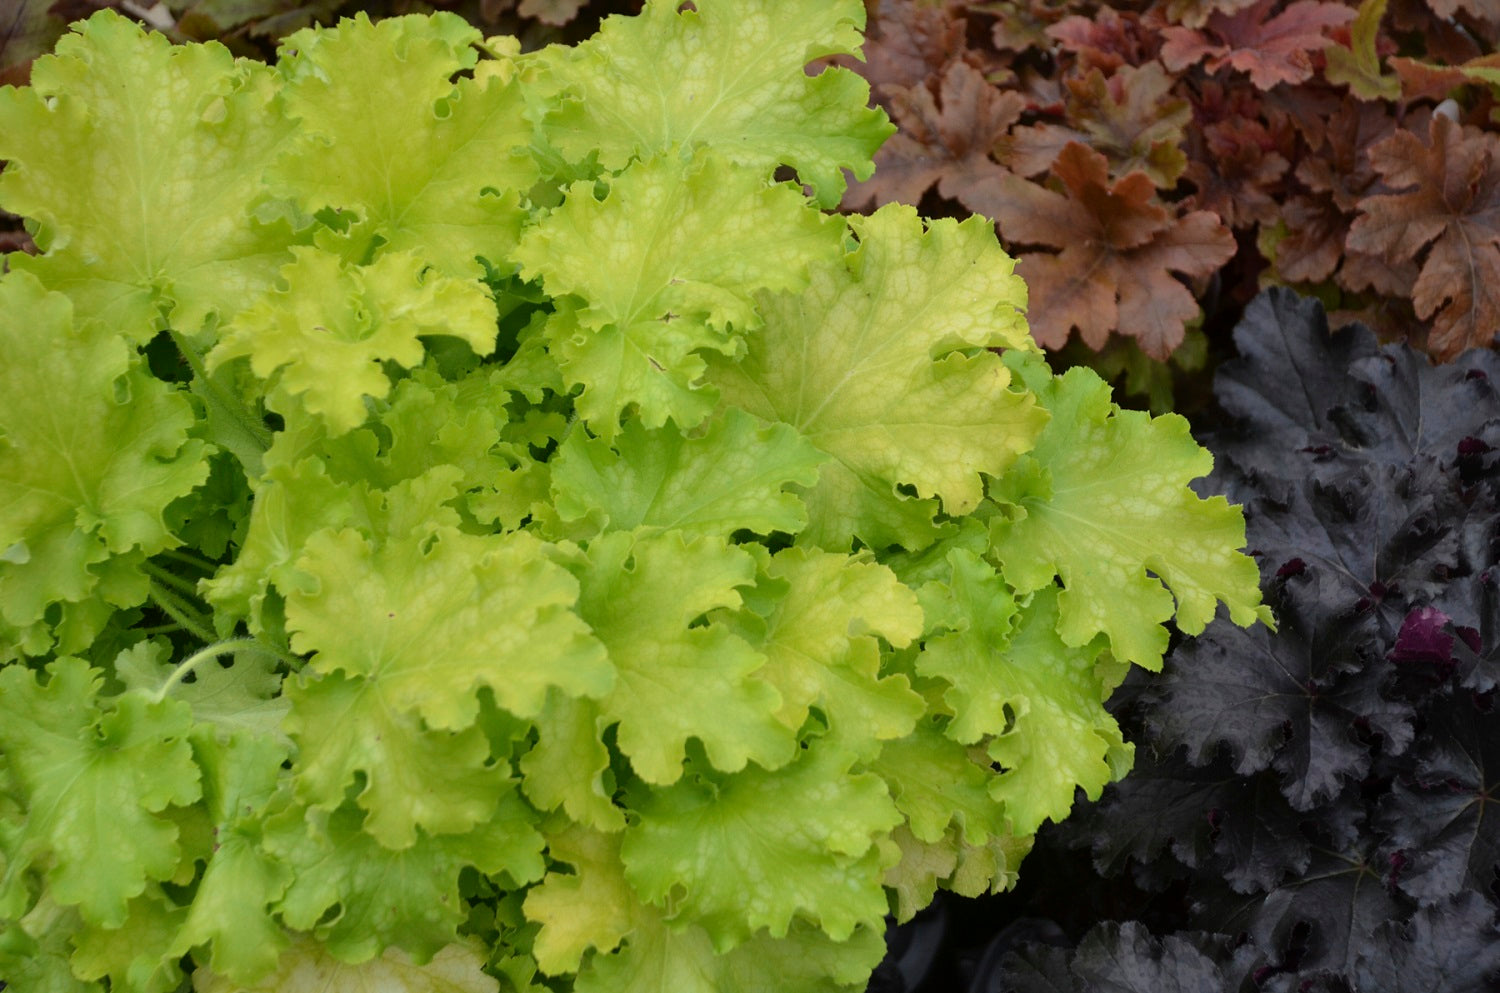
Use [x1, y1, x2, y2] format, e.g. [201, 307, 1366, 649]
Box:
[988, 288, 1500, 992]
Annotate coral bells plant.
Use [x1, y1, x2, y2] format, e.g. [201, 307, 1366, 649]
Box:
[0, 2, 1266, 990]
[843, 0, 1500, 373]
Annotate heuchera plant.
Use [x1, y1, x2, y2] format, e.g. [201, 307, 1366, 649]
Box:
[841, 0, 1500, 384]
[0, 3, 1267, 991]
[996, 289, 1500, 991]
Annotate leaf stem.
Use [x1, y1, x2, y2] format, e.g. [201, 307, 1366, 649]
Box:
[153, 638, 266, 702]
[146, 578, 216, 645]
[169, 329, 272, 472]
[159, 547, 218, 574]
[142, 559, 200, 598]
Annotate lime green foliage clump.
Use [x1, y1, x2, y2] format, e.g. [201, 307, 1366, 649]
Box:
[0, 3, 1269, 990]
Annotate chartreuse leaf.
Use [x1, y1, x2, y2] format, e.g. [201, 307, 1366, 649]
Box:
[913, 549, 1022, 744]
[271, 13, 537, 278]
[194, 935, 501, 993]
[0, 273, 208, 657]
[979, 588, 1133, 835]
[989, 352, 1270, 670]
[174, 730, 293, 983]
[205, 449, 477, 639]
[0, 10, 295, 340]
[113, 640, 290, 747]
[208, 248, 498, 436]
[534, 0, 890, 207]
[524, 822, 635, 974]
[881, 821, 1032, 922]
[286, 524, 609, 729]
[708, 205, 1045, 551]
[283, 668, 507, 851]
[0, 660, 200, 928]
[730, 547, 926, 750]
[1323, 0, 1400, 101]
[519, 693, 625, 832]
[868, 718, 1008, 847]
[201, 456, 375, 635]
[265, 799, 543, 963]
[544, 408, 826, 540]
[621, 738, 901, 949]
[514, 152, 844, 435]
[70, 886, 188, 993]
[0, 893, 100, 993]
[565, 531, 794, 784]
[527, 824, 886, 992]
[578, 916, 886, 993]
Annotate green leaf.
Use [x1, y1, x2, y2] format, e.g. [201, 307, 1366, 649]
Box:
[707, 205, 1045, 551]
[282, 669, 508, 850]
[271, 13, 537, 278]
[0, 660, 200, 928]
[524, 822, 636, 974]
[174, 731, 294, 983]
[114, 640, 290, 747]
[1323, 0, 1400, 101]
[0, 10, 296, 340]
[989, 354, 1270, 670]
[287, 524, 610, 729]
[532, 824, 887, 992]
[534, 0, 890, 207]
[620, 738, 901, 948]
[0, 893, 101, 993]
[209, 248, 498, 436]
[194, 936, 501, 993]
[515, 152, 844, 434]
[69, 887, 189, 993]
[203, 462, 463, 635]
[545, 408, 826, 540]
[518, 693, 625, 832]
[912, 549, 1022, 744]
[265, 800, 542, 963]
[732, 547, 926, 750]
[867, 719, 1007, 846]
[0, 273, 209, 656]
[982, 590, 1135, 834]
[567, 531, 794, 784]
[577, 915, 884, 993]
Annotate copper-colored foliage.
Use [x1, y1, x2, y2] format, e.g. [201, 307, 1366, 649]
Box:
[1009, 63, 1191, 184]
[986, 143, 1234, 358]
[844, 0, 1500, 363]
[845, 60, 1023, 209]
[1348, 116, 1500, 357]
[1158, 0, 1354, 90]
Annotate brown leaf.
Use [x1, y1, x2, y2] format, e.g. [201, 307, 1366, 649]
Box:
[857, 0, 970, 95]
[845, 60, 1022, 210]
[1156, 0, 1260, 29]
[1391, 53, 1500, 102]
[1389, 0, 1489, 63]
[987, 143, 1234, 356]
[1008, 63, 1190, 185]
[1160, 0, 1355, 90]
[1182, 83, 1293, 227]
[1348, 116, 1500, 357]
[1336, 249, 1417, 298]
[517, 0, 586, 26]
[1, 0, 67, 84]
[1046, 8, 1162, 72]
[1274, 194, 1347, 282]
[987, 0, 1079, 52]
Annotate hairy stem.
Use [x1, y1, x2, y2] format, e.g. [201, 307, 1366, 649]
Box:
[146, 578, 216, 645]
